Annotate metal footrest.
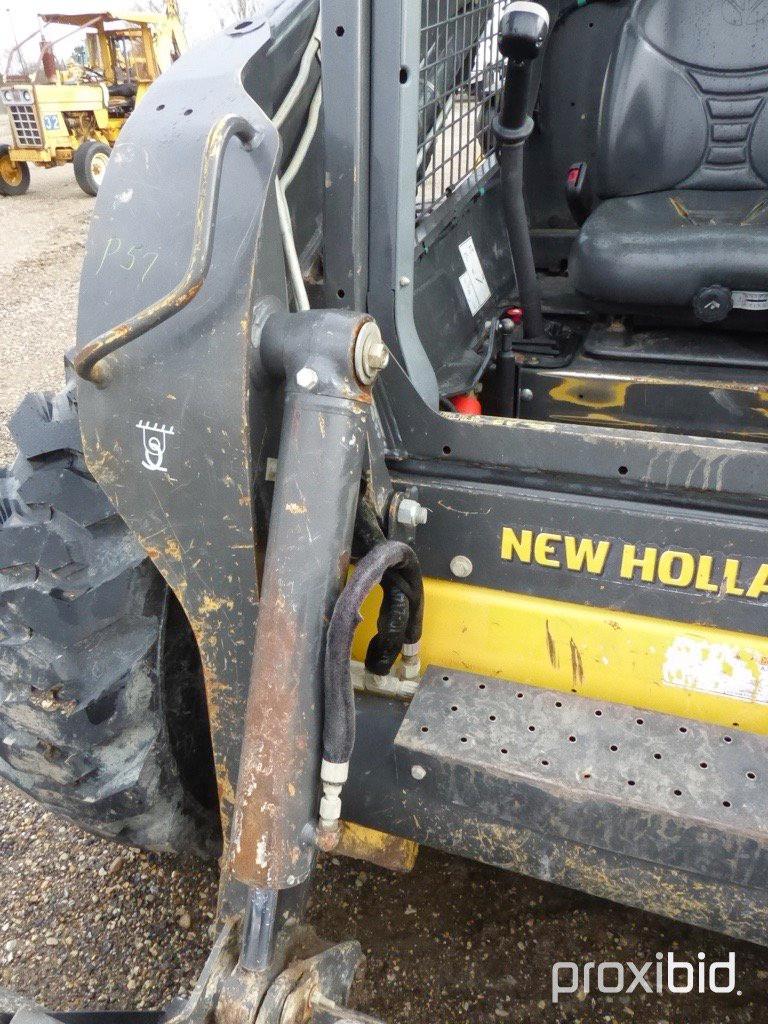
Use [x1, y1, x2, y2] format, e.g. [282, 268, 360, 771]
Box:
[394, 667, 768, 936]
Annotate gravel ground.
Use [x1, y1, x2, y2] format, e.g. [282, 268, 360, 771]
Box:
[0, 119, 82, 463]
[0, 124, 766, 1023]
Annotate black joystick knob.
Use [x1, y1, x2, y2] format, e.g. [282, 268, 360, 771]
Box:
[500, 2, 551, 61]
[497, 2, 550, 139]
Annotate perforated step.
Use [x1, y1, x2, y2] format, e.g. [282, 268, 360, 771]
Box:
[395, 668, 768, 890]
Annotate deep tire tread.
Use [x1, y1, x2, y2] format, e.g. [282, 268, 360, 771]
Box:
[0, 383, 217, 856]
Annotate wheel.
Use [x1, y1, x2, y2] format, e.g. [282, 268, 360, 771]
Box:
[0, 145, 30, 197]
[0, 383, 221, 857]
[73, 140, 111, 196]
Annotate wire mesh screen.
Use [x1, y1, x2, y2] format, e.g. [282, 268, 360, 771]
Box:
[417, 0, 505, 220]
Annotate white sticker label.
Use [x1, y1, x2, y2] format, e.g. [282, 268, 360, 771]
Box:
[458, 236, 491, 315]
[732, 290, 768, 311]
[662, 636, 768, 704]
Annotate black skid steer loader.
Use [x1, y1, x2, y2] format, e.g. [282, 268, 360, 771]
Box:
[2, 0, 768, 1020]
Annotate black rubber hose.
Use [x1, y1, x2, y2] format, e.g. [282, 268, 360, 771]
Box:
[352, 496, 386, 556]
[323, 542, 424, 766]
[499, 143, 545, 340]
[365, 582, 411, 675]
[353, 497, 418, 674]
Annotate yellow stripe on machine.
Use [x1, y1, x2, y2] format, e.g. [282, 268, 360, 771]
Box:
[352, 578, 768, 735]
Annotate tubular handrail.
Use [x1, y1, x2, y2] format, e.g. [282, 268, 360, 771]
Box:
[74, 114, 258, 384]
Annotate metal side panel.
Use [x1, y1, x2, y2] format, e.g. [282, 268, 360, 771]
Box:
[397, 473, 768, 638]
[367, 0, 439, 406]
[321, 0, 370, 309]
[74, 21, 287, 834]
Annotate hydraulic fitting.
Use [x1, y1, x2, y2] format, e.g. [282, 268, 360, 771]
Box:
[316, 758, 349, 851]
[400, 640, 421, 681]
[396, 498, 429, 528]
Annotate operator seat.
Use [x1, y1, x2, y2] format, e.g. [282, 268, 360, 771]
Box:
[570, 0, 768, 323]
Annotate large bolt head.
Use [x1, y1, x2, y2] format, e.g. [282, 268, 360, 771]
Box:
[354, 321, 390, 386]
[367, 340, 390, 371]
[296, 366, 318, 390]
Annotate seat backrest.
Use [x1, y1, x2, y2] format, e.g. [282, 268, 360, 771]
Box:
[598, 0, 768, 197]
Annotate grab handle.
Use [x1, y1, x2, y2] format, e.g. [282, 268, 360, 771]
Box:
[75, 114, 258, 385]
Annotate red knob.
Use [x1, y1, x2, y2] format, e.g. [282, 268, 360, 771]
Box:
[452, 393, 483, 416]
[505, 306, 524, 326]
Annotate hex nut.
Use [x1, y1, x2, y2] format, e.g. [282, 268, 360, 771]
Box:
[411, 765, 427, 781]
[368, 342, 389, 370]
[296, 366, 318, 390]
[450, 555, 473, 578]
[396, 497, 429, 527]
[354, 321, 390, 385]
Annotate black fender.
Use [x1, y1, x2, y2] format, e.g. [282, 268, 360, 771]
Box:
[74, 12, 315, 838]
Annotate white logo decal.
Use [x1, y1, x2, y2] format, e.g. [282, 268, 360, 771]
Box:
[552, 952, 740, 1004]
[136, 421, 174, 473]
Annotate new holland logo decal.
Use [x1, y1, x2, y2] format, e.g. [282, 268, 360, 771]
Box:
[499, 527, 768, 601]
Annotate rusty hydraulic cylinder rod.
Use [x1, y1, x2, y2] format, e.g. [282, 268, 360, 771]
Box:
[226, 310, 386, 895]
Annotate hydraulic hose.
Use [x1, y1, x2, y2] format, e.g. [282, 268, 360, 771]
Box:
[323, 541, 424, 767]
[352, 494, 386, 554]
[353, 497, 418, 675]
[273, 18, 321, 311]
[498, 143, 545, 340]
[272, 17, 320, 130]
[365, 584, 411, 676]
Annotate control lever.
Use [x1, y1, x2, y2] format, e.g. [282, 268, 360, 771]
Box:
[494, 1, 550, 341]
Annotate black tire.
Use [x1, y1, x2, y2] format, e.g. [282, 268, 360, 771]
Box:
[0, 383, 220, 857]
[0, 144, 30, 197]
[73, 140, 111, 196]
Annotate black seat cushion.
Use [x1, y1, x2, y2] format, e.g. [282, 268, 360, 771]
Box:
[571, 190, 768, 307]
[571, 0, 768, 314]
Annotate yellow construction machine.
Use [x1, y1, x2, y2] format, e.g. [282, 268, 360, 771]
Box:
[0, 3, 186, 196]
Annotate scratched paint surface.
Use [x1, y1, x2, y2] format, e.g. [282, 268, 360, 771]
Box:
[75, 26, 284, 841]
